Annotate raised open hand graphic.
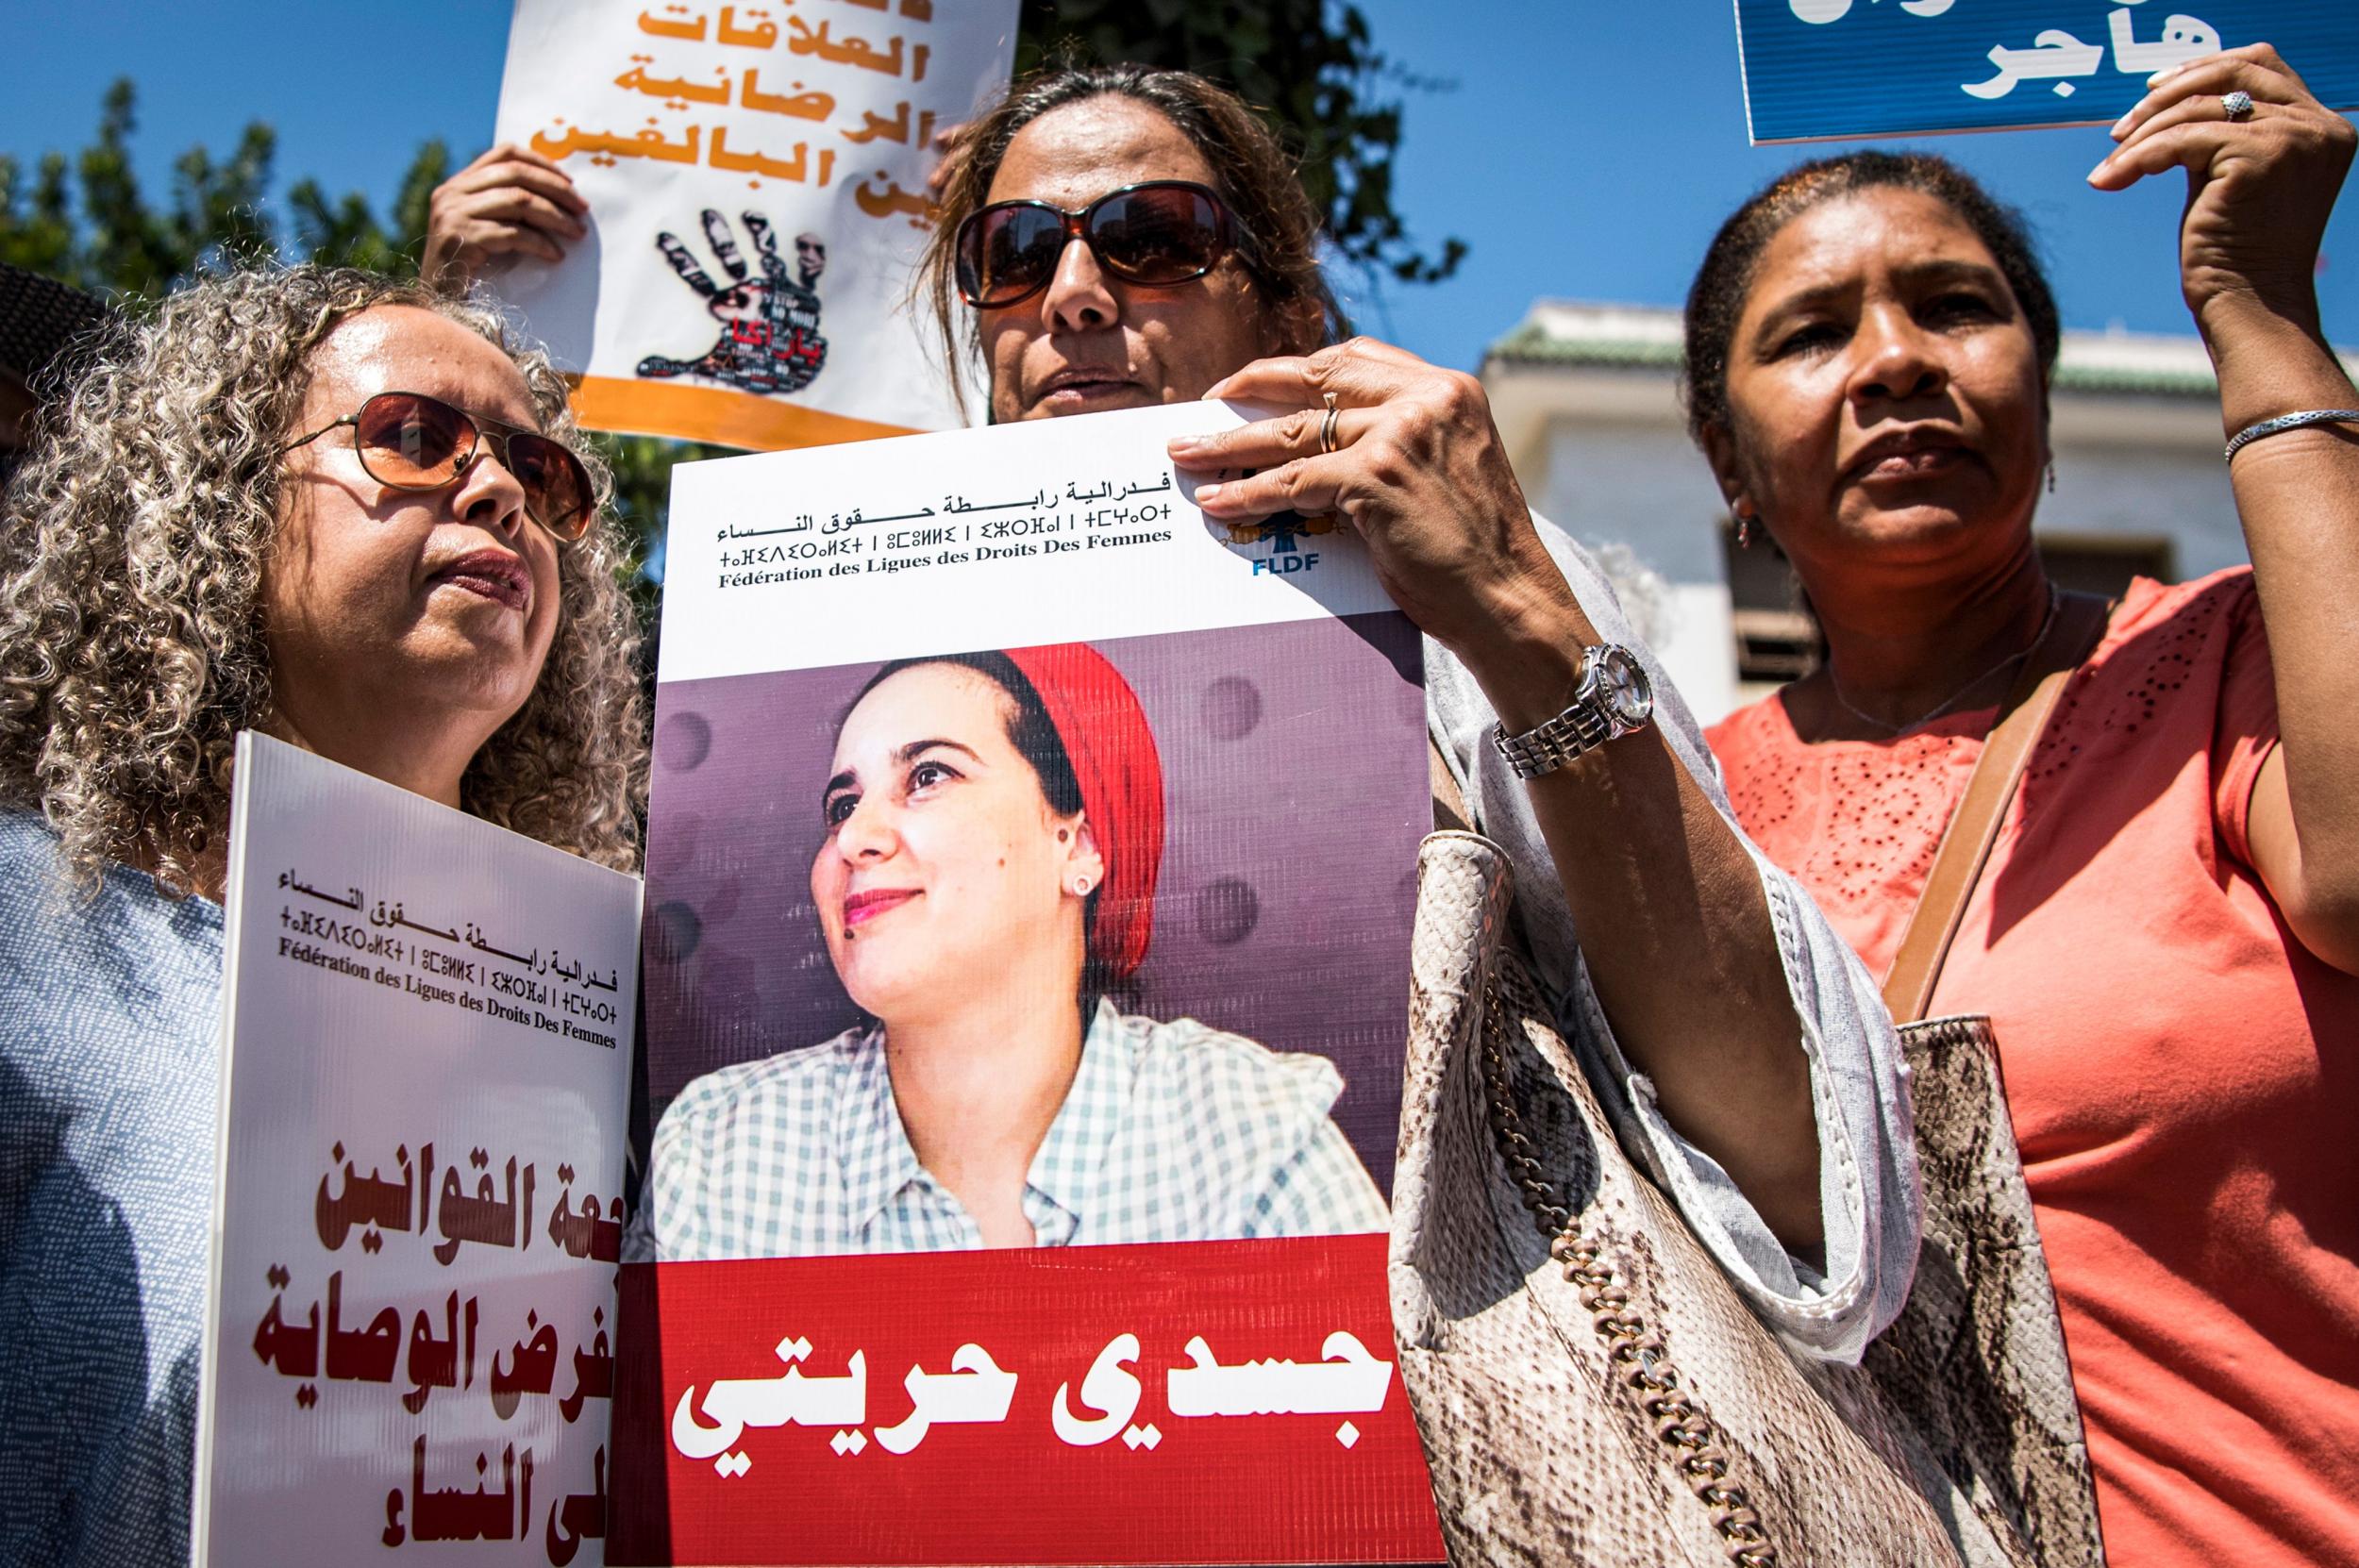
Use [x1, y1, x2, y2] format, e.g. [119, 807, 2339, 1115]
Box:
[635, 209, 828, 395]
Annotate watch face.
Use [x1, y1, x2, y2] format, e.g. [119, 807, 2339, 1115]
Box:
[1596, 647, 1654, 726]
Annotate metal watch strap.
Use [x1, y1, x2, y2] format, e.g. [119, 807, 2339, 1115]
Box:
[1493, 701, 1615, 776]
[1491, 645, 1633, 777]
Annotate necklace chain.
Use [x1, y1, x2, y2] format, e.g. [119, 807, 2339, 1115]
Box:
[1824, 586, 2061, 737]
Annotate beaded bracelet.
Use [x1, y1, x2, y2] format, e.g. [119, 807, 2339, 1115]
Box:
[2223, 409, 2359, 462]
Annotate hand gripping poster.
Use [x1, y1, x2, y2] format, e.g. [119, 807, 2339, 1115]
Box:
[490, 0, 1017, 448]
[616, 402, 1446, 1563]
[194, 734, 644, 1566]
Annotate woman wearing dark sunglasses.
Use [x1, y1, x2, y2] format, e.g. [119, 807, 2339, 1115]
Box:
[413, 53, 1917, 1369]
[0, 266, 643, 1568]
[919, 62, 1917, 1370]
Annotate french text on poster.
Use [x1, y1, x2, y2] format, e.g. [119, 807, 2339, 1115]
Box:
[195, 733, 644, 1567]
[658, 399, 1399, 681]
[624, 404, 1440, 1563]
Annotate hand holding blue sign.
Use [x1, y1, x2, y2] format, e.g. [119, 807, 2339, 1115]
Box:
[2090, 44, 2355, 336]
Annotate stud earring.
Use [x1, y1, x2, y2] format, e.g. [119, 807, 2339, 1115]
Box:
[1072, 876, 1094, 895]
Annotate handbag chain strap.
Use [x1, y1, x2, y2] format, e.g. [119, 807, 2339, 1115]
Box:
[1479, 974, 1780, 1567]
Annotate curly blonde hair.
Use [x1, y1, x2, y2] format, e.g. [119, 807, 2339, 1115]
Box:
[0, 266, 645, 892]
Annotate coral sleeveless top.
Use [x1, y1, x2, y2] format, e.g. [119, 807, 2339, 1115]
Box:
[1709, 570, 2359, 1566]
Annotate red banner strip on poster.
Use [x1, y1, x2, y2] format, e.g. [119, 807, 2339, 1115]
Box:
[568, 374, 916, 451]
[608, 1233, 1444, 1565]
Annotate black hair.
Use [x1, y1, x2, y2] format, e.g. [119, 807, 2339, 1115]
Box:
[858, 651, 1083, 817]
[1680, 150, 2061, 446]
[851, 652, 1112, 1004]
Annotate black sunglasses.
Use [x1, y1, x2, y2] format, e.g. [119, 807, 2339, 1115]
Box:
[281, 390, 595, 542]
[954, 180, 1238, 309]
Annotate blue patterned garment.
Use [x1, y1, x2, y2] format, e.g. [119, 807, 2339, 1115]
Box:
[629, 999, 1387, 1259]
[0, 811, 222, 1568]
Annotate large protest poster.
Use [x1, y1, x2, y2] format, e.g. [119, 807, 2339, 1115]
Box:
[194, 734, 643, 1566]
[614, 403, 1445, 1563]
[1733, 0, 2359, 142]
[490, 0, 1016, 448]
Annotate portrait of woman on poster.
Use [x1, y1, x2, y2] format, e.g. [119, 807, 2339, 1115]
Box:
[630, 642, 1388, 1259]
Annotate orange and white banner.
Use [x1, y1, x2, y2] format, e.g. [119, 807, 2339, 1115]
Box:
[489, 0, 1016, 448]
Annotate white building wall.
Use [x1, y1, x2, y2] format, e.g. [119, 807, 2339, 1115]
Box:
[2047, 440, 2246, 580]
[1530, 415, 1739, 724]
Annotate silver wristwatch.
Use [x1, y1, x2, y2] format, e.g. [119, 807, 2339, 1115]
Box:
[1490, 644, 1655, 778]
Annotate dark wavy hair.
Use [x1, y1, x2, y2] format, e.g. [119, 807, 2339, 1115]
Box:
[918, 58, 1347, 415]
[1680, 151, 2061, 447]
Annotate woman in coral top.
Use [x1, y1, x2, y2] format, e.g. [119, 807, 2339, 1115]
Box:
[1691, 47, 2359, 1565]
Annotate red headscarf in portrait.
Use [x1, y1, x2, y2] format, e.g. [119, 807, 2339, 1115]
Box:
[1002, 642, 1165, 982]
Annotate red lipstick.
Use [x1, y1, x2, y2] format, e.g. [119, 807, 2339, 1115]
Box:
[844, 887, 919, 928]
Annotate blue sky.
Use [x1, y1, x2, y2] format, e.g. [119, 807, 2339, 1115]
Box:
[6, 0, 2353, 370]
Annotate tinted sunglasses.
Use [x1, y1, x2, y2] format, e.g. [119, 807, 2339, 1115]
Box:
[954, 180, 1237, 309]
[281, 391, 595, 542]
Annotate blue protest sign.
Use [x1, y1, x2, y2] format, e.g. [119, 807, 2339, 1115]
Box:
[1732, 0, 2359, 143]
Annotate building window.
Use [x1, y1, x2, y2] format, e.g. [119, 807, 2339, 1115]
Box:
[1720, 523, 2177, 689]
[2037, 532, 2176, 598]
[1721, 519, 1820, 685]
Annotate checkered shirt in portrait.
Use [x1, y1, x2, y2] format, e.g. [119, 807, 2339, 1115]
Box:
[627, 998, 1387, 1259]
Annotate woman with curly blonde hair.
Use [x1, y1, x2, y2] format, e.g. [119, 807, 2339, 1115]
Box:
[0, 266, 644, 1567]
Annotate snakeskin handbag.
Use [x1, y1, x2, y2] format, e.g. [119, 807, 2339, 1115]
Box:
[1858, 592, 2115, 1565]
[1390, 826, 2104, 1566]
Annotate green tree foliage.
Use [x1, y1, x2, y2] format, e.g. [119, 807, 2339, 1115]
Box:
[3, 8, 1455, 604]
[0, 80, 703, 626]
[0, 80, 433, 307]
[1016, 0, 1464, 285]
[286, 140, 449, 275]
[0, 80, 280, 294]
